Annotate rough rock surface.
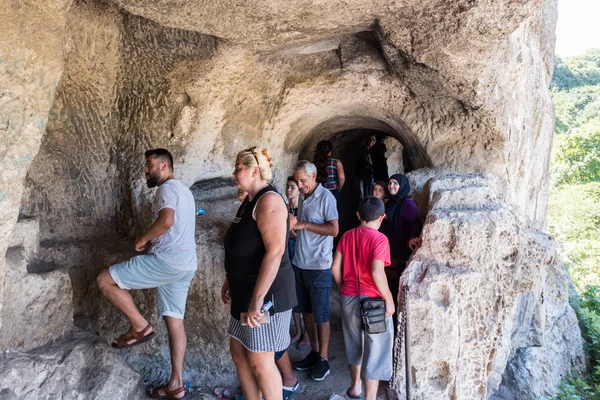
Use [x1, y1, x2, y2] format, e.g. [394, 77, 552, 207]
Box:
[0, 0, 582, 398]
[2, 217, 74, 350]
[0, 0, 72, 337]
[2, 246, 74, 351]
[0, 330, 143, 400]
[393, 172, 585, 399]
[490, 257, 586, 399]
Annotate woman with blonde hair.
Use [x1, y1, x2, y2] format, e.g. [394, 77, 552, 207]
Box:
[222, 147, 297, 400]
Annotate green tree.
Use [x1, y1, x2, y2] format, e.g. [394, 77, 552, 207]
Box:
[552, 49, 600, 91]
[552, 122, 600, 185]
[549, 48, 600, 399]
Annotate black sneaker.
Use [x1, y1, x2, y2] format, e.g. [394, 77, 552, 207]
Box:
[293, 351, 319, 371]
[309, 357, 331, 381]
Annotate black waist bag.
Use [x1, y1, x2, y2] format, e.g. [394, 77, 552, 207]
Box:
[361, 297, 386, 334]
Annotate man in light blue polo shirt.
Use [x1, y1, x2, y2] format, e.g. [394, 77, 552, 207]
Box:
[292, 160, 339, 381]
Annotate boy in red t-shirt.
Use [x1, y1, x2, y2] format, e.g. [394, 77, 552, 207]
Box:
[331, 196, 395, 400]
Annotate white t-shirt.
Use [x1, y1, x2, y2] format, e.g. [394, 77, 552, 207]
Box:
[148, 179, 197, 270]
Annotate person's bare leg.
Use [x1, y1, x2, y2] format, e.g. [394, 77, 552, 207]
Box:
[247, 351, 283, 400]
[348, 364, 362, 397]
[230, 339, 261, 400]
[316, 321, 330, 360]
[291, 312, 302, 342]
[364, 377, 379, 400]
[302, 313, 319, 353]
[275, 352, 298, 388]
[97, 268, 149, 332]
[163, 317, 186, 398]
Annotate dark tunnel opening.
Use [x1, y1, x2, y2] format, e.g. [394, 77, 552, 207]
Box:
[298, 120, 432, 238]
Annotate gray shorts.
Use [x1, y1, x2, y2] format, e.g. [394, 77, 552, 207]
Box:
[109, 254, 195, 319]
[341, 295, 394, 381]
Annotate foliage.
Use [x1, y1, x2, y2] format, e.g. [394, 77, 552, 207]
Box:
[552, 86, 600, 135]
[551, 287, 600, 400]
[552, 125, 600, 186]
[552, 49, 600, 91]
[548, 49, 600, 400]
[544, 287, 600, 400]
[548, 183, 600, 290]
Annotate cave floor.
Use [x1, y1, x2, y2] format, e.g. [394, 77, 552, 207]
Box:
[181, 324, 388, 400]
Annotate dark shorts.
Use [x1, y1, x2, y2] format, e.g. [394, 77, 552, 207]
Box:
[274, 349, 286, 361]
[293, 265, 332, 324]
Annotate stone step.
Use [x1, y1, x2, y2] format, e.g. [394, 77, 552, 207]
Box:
[0, 330, 143, 399]
[8, 217, 40, 262]
[2, 246, 74, 351]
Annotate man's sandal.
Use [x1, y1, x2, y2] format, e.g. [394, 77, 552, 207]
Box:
[148, 384, 186, 399]
[111, 324, 155, 348]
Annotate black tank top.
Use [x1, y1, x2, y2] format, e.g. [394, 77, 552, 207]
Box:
[224, 184, 297, 319]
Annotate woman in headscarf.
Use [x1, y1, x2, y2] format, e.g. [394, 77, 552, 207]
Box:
[379, 174, 421, 316]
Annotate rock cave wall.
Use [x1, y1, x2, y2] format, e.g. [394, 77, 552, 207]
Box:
[0, 0, 586, 398]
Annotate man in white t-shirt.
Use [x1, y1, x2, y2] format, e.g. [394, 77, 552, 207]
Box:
[97, 148, 196, 400]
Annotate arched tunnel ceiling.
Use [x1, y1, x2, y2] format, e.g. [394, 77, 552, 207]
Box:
[110, 0, 542, 108]
[298, 116, 432, 170]
[111, 0, 534, 53]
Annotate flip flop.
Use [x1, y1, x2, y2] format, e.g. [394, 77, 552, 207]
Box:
[346, 389, 363, 399]
[148, 384, 186, 399]
[111, 324, 155, 348]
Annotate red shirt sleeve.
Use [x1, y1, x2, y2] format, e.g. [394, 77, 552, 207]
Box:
[337, 231, 348, 254]
[372, 233, 391, 266]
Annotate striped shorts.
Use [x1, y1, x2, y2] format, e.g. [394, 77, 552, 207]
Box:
[228, 309, 292, 352]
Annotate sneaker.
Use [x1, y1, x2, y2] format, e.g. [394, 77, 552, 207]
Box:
[309, 357, 331, 381]
[282, 380, 299, 400]
[293, 351, 319, 370]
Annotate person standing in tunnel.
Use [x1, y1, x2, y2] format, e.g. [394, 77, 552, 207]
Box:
[285, 176, 311, 352]
[368, 135, 389, 183]
[292, 160, 339, 381]
[355, 137, 374, 199]
[313, 140, 345, 206]
[222, 147, 297, 400]
[331, 196, 395, 400]
[97, 148, 196, 400]
[235, 184, 300, 400]
[379, 174, 421, 330]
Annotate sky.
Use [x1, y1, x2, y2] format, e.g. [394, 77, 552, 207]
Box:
[555, 0, 600, 57]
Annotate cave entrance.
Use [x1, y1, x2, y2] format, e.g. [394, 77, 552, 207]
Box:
[297, 116, 432, 237]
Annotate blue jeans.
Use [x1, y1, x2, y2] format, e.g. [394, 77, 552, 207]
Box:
[292, 265, 332, 324]
[288, 238, 296, 261]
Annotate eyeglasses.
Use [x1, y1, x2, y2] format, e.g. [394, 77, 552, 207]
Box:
[245, 146, 260, 167]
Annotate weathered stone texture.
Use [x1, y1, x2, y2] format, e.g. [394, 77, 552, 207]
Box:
[0, 0, 72, 337]
[393, 172, 584, 399]
[2, 238, 74, 350]
[0, 0, 581, 398]
[21, 0, 123, 242]
[0, 330, 143, 400]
